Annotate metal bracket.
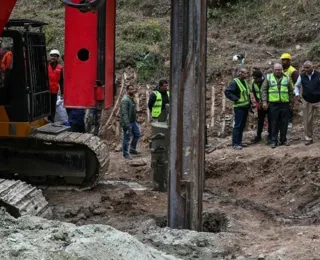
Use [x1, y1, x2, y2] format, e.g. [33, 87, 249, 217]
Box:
[150, 133, 165, 140]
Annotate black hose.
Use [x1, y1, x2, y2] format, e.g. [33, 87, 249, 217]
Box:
[62, 0, 105, 12]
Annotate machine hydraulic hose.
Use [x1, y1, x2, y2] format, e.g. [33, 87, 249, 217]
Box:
[62, 0, 105, 12]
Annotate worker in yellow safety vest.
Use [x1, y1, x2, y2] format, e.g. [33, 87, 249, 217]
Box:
[224, 67, 251, 150]
[280, 53, 298, 128]
[148, 79, 170, 122]
[261, 63, 293, 149]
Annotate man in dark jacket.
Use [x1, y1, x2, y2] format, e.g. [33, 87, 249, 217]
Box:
[294, 61, 320, 146]
[120, 85, 140, 160]
[224, 67, 251, 150]
[148, 79, 169, 122]
[251, 70, 272, 144]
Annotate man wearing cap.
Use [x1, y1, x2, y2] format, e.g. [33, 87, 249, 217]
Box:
[261, 63, 293, 148]
[48, 49, 64, 122]
[224, 67, 251, 150]
[280, 53, 299, 128]
[294, 61, 320, 146]
[251, 69, 272, 144]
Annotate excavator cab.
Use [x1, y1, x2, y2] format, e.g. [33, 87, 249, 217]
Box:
[0, 19, 50, 128]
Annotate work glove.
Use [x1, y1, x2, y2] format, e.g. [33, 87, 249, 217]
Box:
[262, 102, 268, 111]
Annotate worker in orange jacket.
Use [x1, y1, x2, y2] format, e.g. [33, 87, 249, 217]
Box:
[48, 49, 64, 122]
[0, 46, 13, 88]
[0, 47, 13, 72]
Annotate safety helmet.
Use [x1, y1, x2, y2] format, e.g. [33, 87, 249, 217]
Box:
[49, 49, 60, 57]
[280, 53, 291, 60]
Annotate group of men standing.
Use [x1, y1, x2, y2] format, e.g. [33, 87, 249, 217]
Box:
[225, 52, 320, 149]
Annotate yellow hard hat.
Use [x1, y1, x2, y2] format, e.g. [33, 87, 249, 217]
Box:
[280, 53, 291, 60]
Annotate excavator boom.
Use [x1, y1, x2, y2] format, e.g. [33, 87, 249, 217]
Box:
[0, 0, 16, 35]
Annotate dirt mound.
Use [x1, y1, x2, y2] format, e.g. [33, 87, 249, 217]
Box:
[0, 207, 179, 260]
[206, 141, 320, 223]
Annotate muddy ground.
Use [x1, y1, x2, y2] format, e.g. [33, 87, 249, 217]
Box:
[41, 123, 320, 260]
[39, 68, 320, 260]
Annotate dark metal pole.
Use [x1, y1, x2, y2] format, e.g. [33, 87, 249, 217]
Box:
[168, 0, 207, 231]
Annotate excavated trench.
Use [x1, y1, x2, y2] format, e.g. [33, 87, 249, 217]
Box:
[43, 146, 320, 229]
[205, 148, 320, 225]
[11, 144, 317, 260]
[150, 211, 228, 233]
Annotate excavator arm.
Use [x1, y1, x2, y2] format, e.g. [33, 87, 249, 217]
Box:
[0, 0, 17, 35]
[63, 0, 105, 12]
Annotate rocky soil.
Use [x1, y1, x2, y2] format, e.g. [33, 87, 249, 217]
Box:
[0, 208, 180, 260]
[40, 125, 320, 260]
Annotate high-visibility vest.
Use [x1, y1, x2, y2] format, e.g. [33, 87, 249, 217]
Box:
[253, 83, 261, 100]
[233, 78, 250, 108]
[152, 91, 170, 118]
[267, 73, 290, 103]
[48, 64, 63, 94]
[283, 65, 296, 88]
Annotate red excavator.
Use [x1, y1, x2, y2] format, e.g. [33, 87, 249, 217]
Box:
[0, 0, 114, 217]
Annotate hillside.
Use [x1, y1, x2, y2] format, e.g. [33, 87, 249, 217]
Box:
[11, 0, 320, 83]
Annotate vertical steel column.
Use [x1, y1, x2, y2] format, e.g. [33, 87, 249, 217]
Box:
[168, 0, 207, 231]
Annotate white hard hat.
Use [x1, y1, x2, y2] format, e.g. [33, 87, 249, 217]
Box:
[49, 49, 60, 57]
[232, 55, 239, 61]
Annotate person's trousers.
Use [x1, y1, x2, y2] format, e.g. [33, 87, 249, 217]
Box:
[232, 107, 249, 146]
[49, 93, 58, 122]
[122, 121, 141, 156]
[70, 124, 86, 133]
[288, 107, 293, 124]
[303, 100, 320, 141]
[269, 103, 290, 144]
[87, 109, 102, 136]
[257, 108, 272, 139]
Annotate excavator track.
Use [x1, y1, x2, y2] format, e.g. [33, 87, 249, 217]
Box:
[0, 178, 51, 218]
[0, 130, 109, 189]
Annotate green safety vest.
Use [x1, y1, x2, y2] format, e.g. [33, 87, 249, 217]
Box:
[152, 91, 170, 118]
[267, 73, 290, 103]
[283, 65, 296, 89]
[253, 82, 261, 100]
[233, 78, 250, 108]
